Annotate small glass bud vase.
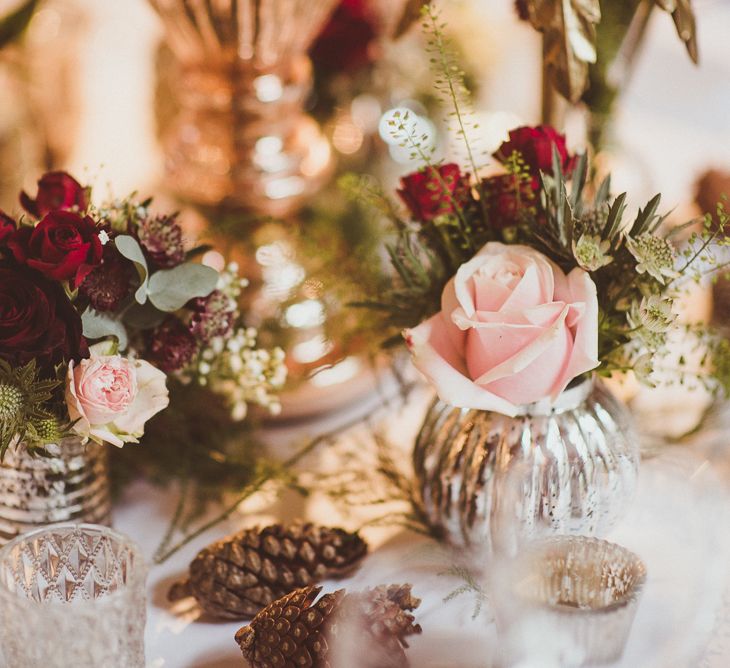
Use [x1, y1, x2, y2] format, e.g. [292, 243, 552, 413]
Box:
[413, 376, 639, 549]
[0, 437, 111, 545]
[0, 524, 146, 668]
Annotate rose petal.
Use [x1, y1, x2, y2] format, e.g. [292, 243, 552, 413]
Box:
[405, 317, 519, 415]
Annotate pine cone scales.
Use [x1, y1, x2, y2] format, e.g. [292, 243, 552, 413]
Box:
[168, 524, 367, 620]
[236, 584, 422, 668]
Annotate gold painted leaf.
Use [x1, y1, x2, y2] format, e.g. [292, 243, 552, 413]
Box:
[525, 0, 601, 102]
[656, 0, 698, 63]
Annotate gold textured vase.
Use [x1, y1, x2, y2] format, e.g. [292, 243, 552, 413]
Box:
[149, 0, 338, 217]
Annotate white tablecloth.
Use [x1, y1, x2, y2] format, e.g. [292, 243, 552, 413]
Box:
[113, 385, 730, 668]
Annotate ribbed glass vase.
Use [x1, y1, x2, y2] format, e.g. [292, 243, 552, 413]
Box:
[0, 438, 111, 545]
[413, 378, 639, 550]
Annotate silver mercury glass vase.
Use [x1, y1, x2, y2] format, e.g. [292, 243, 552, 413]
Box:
[413, 377, 639, 550]
[0, 438, 111, 545]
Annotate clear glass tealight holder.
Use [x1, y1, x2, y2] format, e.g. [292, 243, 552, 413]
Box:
[493, 536, 646, 667]
[0, 523, 146, 668]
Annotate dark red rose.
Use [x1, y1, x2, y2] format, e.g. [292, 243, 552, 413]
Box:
[79, 244, 134, 312]
[481, 174, 535, 229]
[8, 211, 103, 286]
[398, 163, 473, 222]
[310, 0, 377, 74]
[146, 317, 197, 372]
[0, 212, 16, 246]
[136, 214, 185, 269]
[20, 171, 89, 218]
[494, 125, 575, 187]
[0, 263, 87, 370]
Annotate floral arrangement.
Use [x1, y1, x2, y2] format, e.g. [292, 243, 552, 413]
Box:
[0, 171, 286, 456]
[358, 118, 730, 415]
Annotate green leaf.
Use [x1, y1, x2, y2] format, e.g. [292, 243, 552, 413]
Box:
[569, 152, 588, 213]
[114, 235, 149, 304]
[631, 193, 662, 236]
[594, 175, 611, 208]
[604, 192, 627, 241]
[123, 302, 167, 330]
[147, 263, 218, 312]
[0, 0, 38, 50]
[81, 308, 129, 350]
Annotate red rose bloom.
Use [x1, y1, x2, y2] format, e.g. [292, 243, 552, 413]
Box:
[0, 263, 87, 370]
[0, 212, 15, 246]
[310, 0, 377, 74]
[481, 174, 535, 229]
[398, 163, 472, 222]
[20, 171, 89, 218]
[494, 125, 575, 187]
[146, 317, 197, 372]
[8, 211, 103, 286]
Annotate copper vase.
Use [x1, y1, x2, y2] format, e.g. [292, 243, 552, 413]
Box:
[149, 0, 338, 217]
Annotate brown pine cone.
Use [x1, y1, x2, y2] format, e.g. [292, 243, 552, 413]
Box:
[235, 583, 422, 668]
[168, 523, 368, 620]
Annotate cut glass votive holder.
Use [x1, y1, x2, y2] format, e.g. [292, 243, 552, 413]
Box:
[495, 536, 646, 667]
[0, 523, 146, 668]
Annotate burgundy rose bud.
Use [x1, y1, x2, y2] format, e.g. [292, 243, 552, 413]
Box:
[481, 174, 535, 229]
[398, 163, 473, 222]
[310, 0, 378, 74]
[189, 290, 235, 343]
[136, 214, 185, 269]
[79, 244, 134, 312]
[0, 263, 87, 370]
[494, 125, 575, 187]
[146, 317, 197, 373]
[8, 211, 103, 287]
[20, 171, 90, 218]
[0, 211, 16, 245]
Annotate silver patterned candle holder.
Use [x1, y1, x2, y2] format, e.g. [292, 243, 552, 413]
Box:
[0, 523, 147, 668]
[413, 377, 639, 550]
[494, 536, 646, 666]
[0, 438, 111, 545]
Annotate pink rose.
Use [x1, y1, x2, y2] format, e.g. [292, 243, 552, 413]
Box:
[66, 344, 169, 446]
[404, 243, 599, 415]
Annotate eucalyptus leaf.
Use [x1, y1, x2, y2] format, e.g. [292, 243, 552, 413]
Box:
[81, 308, 129, 350]
[147, 263, 218, 312]
[115, 235, 149, 305]
[123, 302, 167, 330]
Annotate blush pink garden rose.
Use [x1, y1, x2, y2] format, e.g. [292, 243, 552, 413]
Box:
[65, 343, 169, 446]
[404, 243, 599, 415]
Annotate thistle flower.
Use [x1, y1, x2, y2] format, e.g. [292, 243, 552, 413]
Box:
[626, 233, 677, 284]
[572, 234, 613, 271]
[137, 213, 185, 269]
[0, 383, 23, 420]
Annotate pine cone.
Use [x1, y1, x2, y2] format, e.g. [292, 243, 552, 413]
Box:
[168, 523, 367, 620]
[235, 584, 422, 668]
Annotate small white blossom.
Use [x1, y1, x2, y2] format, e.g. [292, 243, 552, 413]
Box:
[98, 230, 110, 245]
[572, 234, 613, 271]
[626, 233, 677, 284]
